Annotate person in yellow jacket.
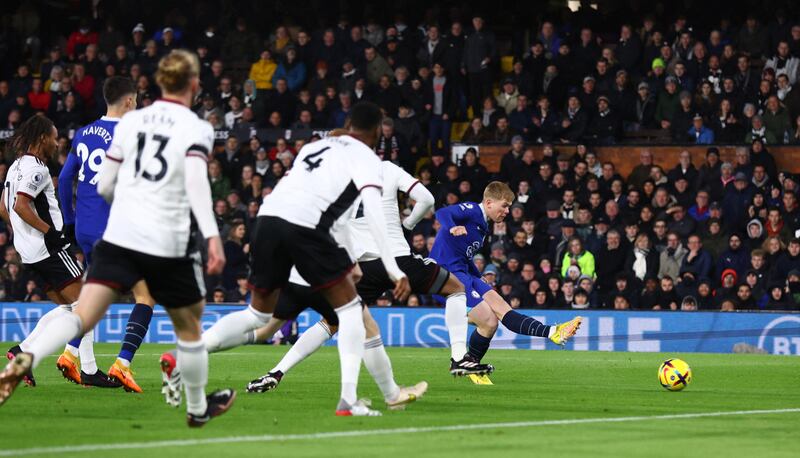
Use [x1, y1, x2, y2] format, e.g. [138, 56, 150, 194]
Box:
[561, 236, 596, 279]
[249, 49, 277, 90]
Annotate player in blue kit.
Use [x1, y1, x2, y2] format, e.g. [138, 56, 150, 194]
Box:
[55, 77, 155, 393]
[431, 181, 583, 377]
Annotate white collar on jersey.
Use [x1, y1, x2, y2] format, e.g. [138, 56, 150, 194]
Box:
[479, 203, 489, 222]
[100, 115, 121, 121]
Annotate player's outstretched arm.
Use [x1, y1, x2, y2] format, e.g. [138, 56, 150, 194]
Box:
[360, 185, 410, 301]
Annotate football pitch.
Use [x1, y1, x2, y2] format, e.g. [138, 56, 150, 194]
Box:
[1, 343, 798, 457]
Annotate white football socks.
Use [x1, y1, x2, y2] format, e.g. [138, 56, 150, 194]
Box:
[26, 311, 83, 369]
[272, 321, 332, 374]
[177, 339, 208, 416]
[445, 292, 469, 360]
[336, 297, 365, 406]
[202, 305, 272, 353]
[363, 335, 400, 402]
[78, 329, 97, 374]
[20, 303, 73, 353]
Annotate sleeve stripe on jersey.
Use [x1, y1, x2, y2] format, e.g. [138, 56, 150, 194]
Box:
[186, 144, 210, 158]
[105, 155, 122, 163]
[358, 184, 383, 192]
[406, 180, 421, 194]
[186, 152, 209, 161]
[16, 191, 34, 200]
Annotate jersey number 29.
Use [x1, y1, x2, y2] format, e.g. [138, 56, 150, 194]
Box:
[77, 142, 105, 185]
[135, 132, 169, 182]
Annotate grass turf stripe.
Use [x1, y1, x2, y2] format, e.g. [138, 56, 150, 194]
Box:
[2, 408, 798, 456]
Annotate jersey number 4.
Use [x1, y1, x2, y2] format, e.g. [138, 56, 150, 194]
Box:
[303, 146, 328, 172]
[135, 132, 169, 182]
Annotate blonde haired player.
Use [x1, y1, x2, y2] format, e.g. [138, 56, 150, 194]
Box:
[0, 50, 234, 427]
[430, 182, 583, 379]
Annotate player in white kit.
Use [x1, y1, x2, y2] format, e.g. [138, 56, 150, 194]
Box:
[245, 160, 468, 400]
[0, 115, 111, 388]
[183, 102, 411, 416]
[0, 50, 233, 427]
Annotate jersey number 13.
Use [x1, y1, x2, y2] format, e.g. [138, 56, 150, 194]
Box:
[135, 132, 169, 182]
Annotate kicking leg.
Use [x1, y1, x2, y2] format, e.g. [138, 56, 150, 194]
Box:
[109, 281, 156, 393]
[482, 290, 582, 345]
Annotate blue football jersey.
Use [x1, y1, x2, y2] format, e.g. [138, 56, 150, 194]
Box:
[430, 202, 489, 277]
[58, 116, 118, 239]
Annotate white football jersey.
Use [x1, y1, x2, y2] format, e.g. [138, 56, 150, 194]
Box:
[102, 100, 214, 258]
[4, 155, 63, 263]
[259, 135, 383, 233]
[349, 161, 420, 261]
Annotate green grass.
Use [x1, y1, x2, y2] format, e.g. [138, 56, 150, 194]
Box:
[1, 343, 799, 457]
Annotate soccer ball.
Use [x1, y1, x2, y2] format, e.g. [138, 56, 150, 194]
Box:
[658, 358, 692, 391]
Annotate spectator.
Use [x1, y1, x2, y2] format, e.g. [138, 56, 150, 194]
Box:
[659, 232, 688, 280]
[762, 95, 790, 142]
[560, 236, 595, 279]
[272, 47, 307, 93]
[560, 95, 588, 143]
[655, 76, 681, 131]
[625, 233, 660, 284]
[424, 62, 456, 156]
[688, 114, 714, 144]
[249, 50, 277, 91]
[463, 15, 497, 116]
[764, 40, 799, 85]
[496, 78, 519, 114]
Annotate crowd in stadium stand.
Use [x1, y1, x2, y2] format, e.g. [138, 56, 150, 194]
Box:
[0, 1, 799, 311]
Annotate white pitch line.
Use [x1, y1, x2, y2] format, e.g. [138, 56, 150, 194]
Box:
[1, 408, 798, 456]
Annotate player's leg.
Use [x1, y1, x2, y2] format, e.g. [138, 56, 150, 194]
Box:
[53, 261, 116, 386]
[63, 236, 94, 373]
[251, 316, 287, 343]
[362, 307, 427, 410]
[482, 290, 582, 345]
[200, 217, 289, 353]
[442, 272, 496, 376]
[201, 290, 277, 353]
[166, 301, 235, 427]
[439, 274, 469, 361]
[247, 285, 337, 393]
[148, 251, 235, 426]
[108, 281, 156, 393]
[246, 318, 336, 393]
[319, 276, 379, 416]
[451, 301, 497, 372]
[0, 283, 118, 405]
[9, 292, 73, 387]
